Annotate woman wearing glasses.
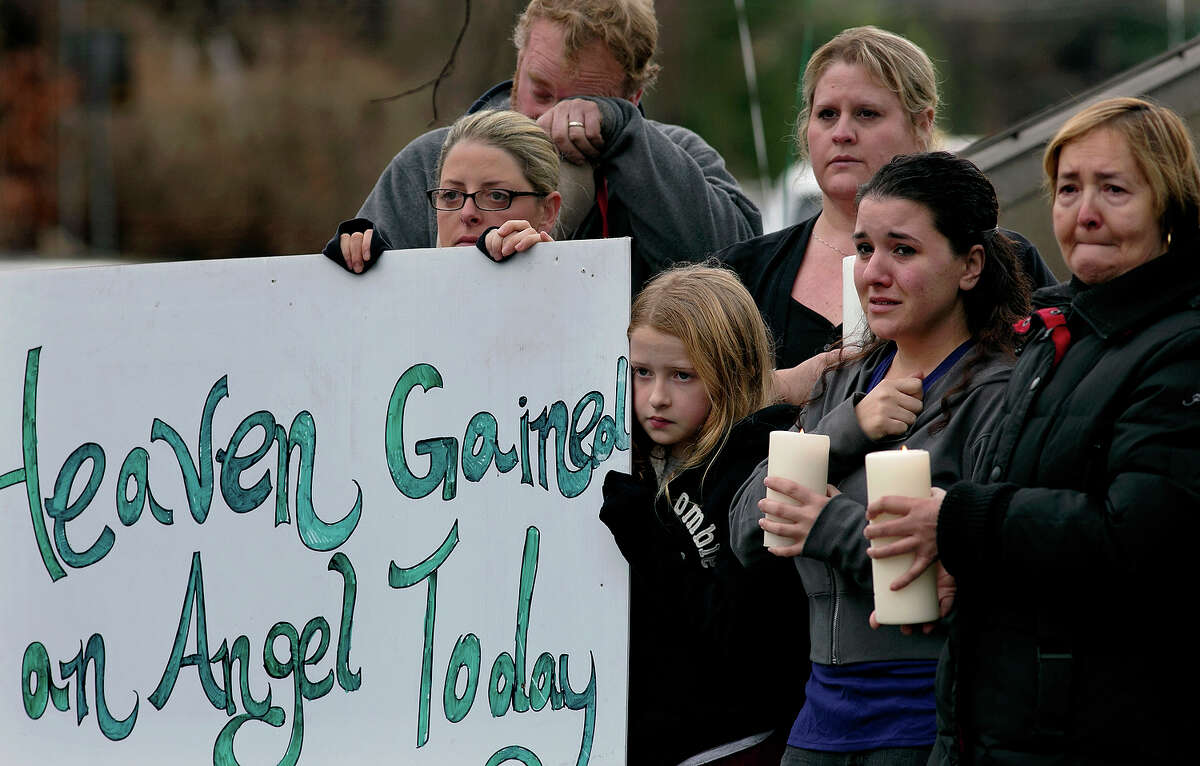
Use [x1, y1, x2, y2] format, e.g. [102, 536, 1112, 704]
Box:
[327, 109, 561, 269]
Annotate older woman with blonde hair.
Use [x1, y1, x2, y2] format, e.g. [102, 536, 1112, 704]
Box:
[865, 96, 1200, 764]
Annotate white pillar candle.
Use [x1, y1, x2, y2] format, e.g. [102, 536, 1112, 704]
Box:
[764, 430, 830, 547]
[865, 448, 939, 624]
[842, 254, 868, 346]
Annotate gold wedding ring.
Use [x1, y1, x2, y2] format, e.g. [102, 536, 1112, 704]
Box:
[567, 120, 585, 129]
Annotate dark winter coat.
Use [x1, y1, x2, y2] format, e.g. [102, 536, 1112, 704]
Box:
[933, 246, 1200, 765]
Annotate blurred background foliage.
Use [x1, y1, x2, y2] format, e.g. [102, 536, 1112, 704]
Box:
[1, 0, 1196, 260]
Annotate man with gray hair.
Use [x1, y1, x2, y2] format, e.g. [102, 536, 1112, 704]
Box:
[326, 0, 760, 292]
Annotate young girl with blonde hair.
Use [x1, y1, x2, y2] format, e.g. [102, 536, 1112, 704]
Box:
[600, 263, 805, 765]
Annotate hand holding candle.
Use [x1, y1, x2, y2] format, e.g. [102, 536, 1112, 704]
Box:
[764, 430, 830, 548]
[865, 488, 945, 590]
[864, 448, 939, 624]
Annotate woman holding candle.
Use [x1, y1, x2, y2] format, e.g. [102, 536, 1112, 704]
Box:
[728, 152, 1031, 765]
[600, 264, 806, 765]
[866, 98, 1200, 764]
[715, 26, 1054, 402]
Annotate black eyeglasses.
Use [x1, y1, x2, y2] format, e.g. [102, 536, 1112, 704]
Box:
[426, 188, 548, 212]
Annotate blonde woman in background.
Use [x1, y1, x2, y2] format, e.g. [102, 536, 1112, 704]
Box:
[716, 26, 1054, 402]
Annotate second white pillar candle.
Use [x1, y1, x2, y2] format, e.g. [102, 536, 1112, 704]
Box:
[842, 255, 868, 347]
[865, 448, 939, 624]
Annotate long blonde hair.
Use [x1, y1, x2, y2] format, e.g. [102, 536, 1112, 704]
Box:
[629, 263, 775, 485]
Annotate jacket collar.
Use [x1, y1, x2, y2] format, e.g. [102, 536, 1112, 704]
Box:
[468, 81, 514, 113]
[1035, 248, 1200, 340]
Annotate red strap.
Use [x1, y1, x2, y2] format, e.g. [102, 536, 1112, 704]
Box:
[596, 177, 610, 239]
[1035, 307, 1071, 367]
[1013, 308, 1071, 368]
[1035, 307, 1067, 330]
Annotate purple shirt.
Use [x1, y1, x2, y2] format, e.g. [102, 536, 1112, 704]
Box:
[788, 660, 937, 751]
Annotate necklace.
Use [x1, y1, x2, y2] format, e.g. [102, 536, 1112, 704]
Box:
[813, 230, 854, 259]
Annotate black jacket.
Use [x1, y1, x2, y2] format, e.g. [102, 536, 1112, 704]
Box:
[933, 247, 1200, 765]
[600, 404, 805, 764]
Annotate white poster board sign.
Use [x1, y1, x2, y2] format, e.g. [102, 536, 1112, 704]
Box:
[0, 240, 631, 766]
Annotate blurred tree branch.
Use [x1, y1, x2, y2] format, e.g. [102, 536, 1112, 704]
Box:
[371, 0, 470, 125]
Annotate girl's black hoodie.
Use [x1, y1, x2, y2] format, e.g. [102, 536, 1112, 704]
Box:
[600, 403, 807, 764]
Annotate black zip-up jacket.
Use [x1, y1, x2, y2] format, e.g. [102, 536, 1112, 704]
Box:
[600, 404, 805, 765]
[933, 246, 1200, 765]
